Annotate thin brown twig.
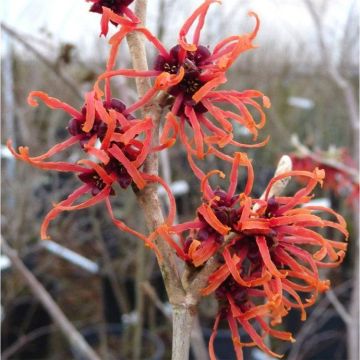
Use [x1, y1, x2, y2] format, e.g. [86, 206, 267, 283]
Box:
[91, 211, 131, 314]
[287, 279, 352, 360]
[1, 236, 101, 360]
[1, 324, 56, 360]
[325, 289, 352, 326]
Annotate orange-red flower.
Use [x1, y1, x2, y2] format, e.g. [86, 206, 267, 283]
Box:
[97, 0, 270, 160]
[87, 0, 139, 36]
[163, 155, 347, 359]
[7, 89, 177, 257]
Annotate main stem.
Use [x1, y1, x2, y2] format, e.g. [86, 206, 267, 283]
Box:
[125, 1, 194, 359]
[125, 2, 227, 358]
[172, 305, 196, 360]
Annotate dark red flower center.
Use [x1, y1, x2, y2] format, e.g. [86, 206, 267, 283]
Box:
[67, 98, 132, 147]
[265, 197, 280, 217]
[216, 278, 250, 311]
[154, 45, 212, 115]
[79, 170, 111, 196]
[89, 0, 134, 15]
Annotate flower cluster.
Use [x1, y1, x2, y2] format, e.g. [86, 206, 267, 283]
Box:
[164, 155, 347, 358]
[8, 1, 349, 359]
[8, 86, 174, 256]
[97, 0, 270, 161]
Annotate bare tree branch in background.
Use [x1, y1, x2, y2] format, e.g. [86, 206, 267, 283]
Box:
[92, 212, 131, 315]
[303, 0, 359, 142]
[303, 3, 359, 358]
[1, 23, 83, 101]
[1, 324, 56, 360]
[287, 280, 352, 360]
[1, 236, 101, 360]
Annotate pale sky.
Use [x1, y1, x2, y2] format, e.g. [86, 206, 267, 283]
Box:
[1, 0, 358, 61]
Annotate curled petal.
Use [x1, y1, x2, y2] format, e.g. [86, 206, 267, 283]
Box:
[305, 205, 348, 238]
[216, 36, 254, 71]
[7, 142, 87, 173]
[41, 184, 90, 239]
[201, 102, 233, 132]
[202, 263, 230, 296]
[27, 91, 83, 119]
[209, 313, 221, 360]
[55, 186, 112, 211]
[191, 240, 219, 267]
[151, 225, 188, 260]
[82, 91, 96, 133]
[6, 137, 78, 162]
[142, 173, 176, 226]
[198, 204, 231, 235]
[315, 250, 346, 268]
[95, 69, 161, 98]
[282, 283, 307, 320]
[179, 0, 221, 51]
[107, 25, 134, 71]
[256, 236, 285, 278]
[227, 314, 244, 360]
[264, 168, 325, 202]
[201, 170, 225, 200]
[105, 198, 161, 258]
[108, 144, 146, 189]
[248, 11, 260, 40]
[223, 248, 250, 287]
[100, 6, 138, 37]
[279, 225, 339, 262]
[156, 112, 179, 150]
[132, 128, 152, 167]
[237, 317, 283, 359]
[118, 117, 153, 145]
[155, 67, 185, 90]
[256, 317, 295, 343]
[192, 74, 227, 103]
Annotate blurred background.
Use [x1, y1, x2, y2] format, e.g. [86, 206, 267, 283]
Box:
[1, 0, 359, 359]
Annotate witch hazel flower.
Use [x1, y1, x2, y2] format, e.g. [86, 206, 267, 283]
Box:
[160, 152, 252, 266]
[7, 90, 176, 257]
[205, 169, 347, 359]
[162, 153, 347, 359]
[208, 278, 296, 360]
[8, 91, 151, 183]
[87, 0, 140, 37]
[97, 0, 270, 160]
